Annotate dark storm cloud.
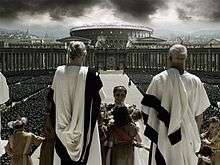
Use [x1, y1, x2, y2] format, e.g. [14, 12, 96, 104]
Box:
[0, 0, 101, 20]
[175, 0, 220, 21]
[109, 0, 166, 19]
[1, 0, 219, 22]
[212, 0, 220, 21]
[0, 0, 166, 21]
[176, 8, 191, 21]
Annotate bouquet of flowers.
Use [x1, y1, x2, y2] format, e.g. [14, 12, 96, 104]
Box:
[127, 104, 142, 122]
[98, 103, 115, 141]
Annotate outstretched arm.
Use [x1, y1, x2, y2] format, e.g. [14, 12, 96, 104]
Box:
[31, 134, 45, 146]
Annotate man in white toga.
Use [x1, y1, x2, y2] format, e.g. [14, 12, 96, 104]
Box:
[141, 44, 210, 165]
[52, 41, 105, 165]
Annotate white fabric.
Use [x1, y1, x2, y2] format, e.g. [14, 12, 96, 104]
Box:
[52, 65, 88, 161]
[99, 88, 106, 101]
[134, 120, 150, 165]
[54, 148, 61, 165]
[0, 140, 7, 157]
[162, 68, 188, 136]
[0, 72, 9, 105]
[53, 123, 102, 165]
[0, 72, 9, 157]
[87, 122, 102, 165]
[142, 68, 210, 165]
[217, 102, 220, 108]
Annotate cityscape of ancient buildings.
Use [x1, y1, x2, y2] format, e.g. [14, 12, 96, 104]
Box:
[0, 24, 220, 72]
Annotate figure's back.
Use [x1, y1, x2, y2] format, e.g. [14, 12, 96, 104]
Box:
[152, 69, 206, 116]
[9, 131, 33, 165]
[11, 131, 32, 155]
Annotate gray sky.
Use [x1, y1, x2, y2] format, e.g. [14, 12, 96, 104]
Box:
[0, 0, 219, 37]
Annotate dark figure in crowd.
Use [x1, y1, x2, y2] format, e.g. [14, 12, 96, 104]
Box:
[198, 117, 220, 165]
[39, 88, 55, 165]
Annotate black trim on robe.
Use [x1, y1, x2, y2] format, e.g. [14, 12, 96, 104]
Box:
[142, 113, 158, 144]
[141, 94, 181, 145]
[168, 128, 182, 145]
[141, 94, 183, 165]
[155, 147, 166, 165]
[143, 113, 166, 165]
[148, 142, 153, 165]
[79, 68, 102, 163]
[54, 68, 103, 165]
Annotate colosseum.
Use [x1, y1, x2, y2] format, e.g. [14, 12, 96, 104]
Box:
[58, 24, 167, 70]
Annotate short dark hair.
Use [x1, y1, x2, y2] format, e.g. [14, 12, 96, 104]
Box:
[113, 86, 127, 95]
[113, 106, 131, 126]
[14, 124, 24, 130]
[131, 111, 142, 122]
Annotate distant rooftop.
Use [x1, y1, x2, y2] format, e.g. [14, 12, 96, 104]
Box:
[134, 36, 166, 43]
[70, 24, 153, 33]
[56, 36, 91, 44]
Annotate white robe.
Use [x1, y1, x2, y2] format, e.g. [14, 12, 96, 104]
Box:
[52, 65, 88, 161]
[142, 68, 210, 165]
[134, 120, 150, 165]
[0, 72, 9, 105]
[52, 65, 105, 165]
[0, 72, 9, 157]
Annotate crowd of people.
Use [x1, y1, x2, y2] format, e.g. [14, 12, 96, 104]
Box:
[9, 84, 48, 102]
[0, 75, 52, 164]
[0, 42, 219, 165]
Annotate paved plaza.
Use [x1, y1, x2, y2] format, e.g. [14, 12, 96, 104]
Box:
[32, 71, 150, 165]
